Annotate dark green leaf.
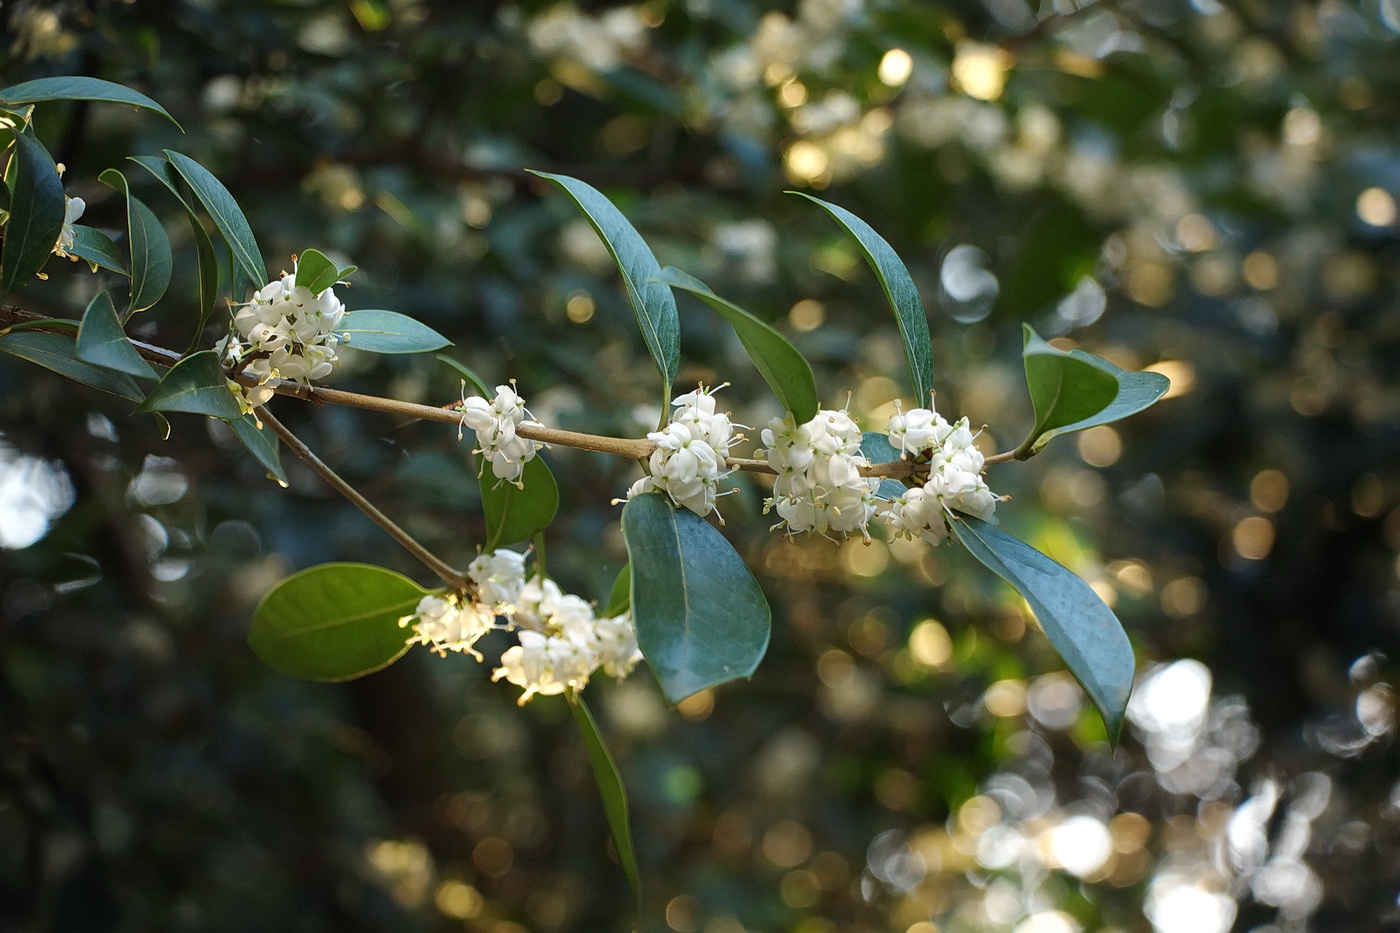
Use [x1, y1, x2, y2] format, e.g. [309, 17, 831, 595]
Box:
[436, 355, 492, 398]
[792, 192, 934, 404]
[0, 331, 144, 401]
[248, 563, 425, 681]
[296, 247, 355, 296]
[76, 290, 157, 378]
[338, 310, 451, 354]
[228, 413, 286, 483]
[1016, 325, 1119, 458]
[859, 432, 909, 501]
[0, 317, 78, 335]
[127, 155, 218, 328]
[1, 132, 65, 297]
[949, 516, 1134, 741]
[0, 76, 181, 127]
[136, 349, 243, 419]
[656, 267, 818, 424]
[621, 492, 770, 703]
[68, 225, 128, 274]
[99, 169, 172, 314]
[163, 149, 267, 285]
[530, 170, 679, 393]
[567, 692, 641, 906]
[604, 563, 631, 617]
[480, 455, 559, 551]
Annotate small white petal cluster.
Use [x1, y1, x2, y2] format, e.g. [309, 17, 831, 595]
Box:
[217, 266, 346, 407]
[760, 407, 881, 539]
[458, 384, 545, 487]
[629, 386, 742, 518]
[398, 547, 641, 704]
[493, 572, 641, 704]
[52, 196, 85, 260]
[884, 403, 1000, 546]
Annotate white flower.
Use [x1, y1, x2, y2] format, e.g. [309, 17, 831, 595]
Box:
[637, 384, 743, 518]
[887, 402, 953, 457]
[760, 406, 880, 539]
[881, 405, 1002, 543]
[459, 383, 545, 487]
[52, 196, 85, 260]
[467, 548, 527, 613]
[399, 594, 496, 658]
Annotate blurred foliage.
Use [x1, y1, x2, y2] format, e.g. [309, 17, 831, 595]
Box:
[3, 0, 1400, 931]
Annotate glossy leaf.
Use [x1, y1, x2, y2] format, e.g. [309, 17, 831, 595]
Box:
[0, 76, 180, 127]
[338, 310, 451, 354]
[296, 248, 356, 296]
[0, 331, 144, 401]
[1038, 349, 1172, 448]
[1, 131, 65, 297]
[76, 290, 157, 378]
[228, 413, 287, 483]
[69, 225, 128, 274]
[792, 192, 934, 404]
[656, 267, 818, 424]
[164, 149, 267, 285]
[480, 455, 559, 551]
[136, 349, 243, 420]
[248, 563, 425, 681]
[859, 432, 909, 501]
[1016, 325, 1119, 458]
[127, 155, 217, 327]
[99, 169, 172, 314]
[567, 692, 641, 906]
[530, 170, 679, 393]
[950, 516, 1134, 741]
[621, 492, 771, 703]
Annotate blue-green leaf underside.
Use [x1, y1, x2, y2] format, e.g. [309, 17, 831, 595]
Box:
[1039, 349, 1171, 448]
[76, 290, 157, 378]
[338, 310, 451, 354]
[950, 516, 1134, 741]
[1018, 325, 1119, 456]
[859, 432, 910, 501]
[1, 131, 66, 297]
[656, 266, 818, 424]
[136, 349, 243, 419]
[792, 192, 934, 404]
[248, 563, 425, 681]
[480, 455, 559, 551]
[567, 692, 641, 907]
[0, 331, 144, 401]
[530, 170, 679, 393]
[621, 492, 771, 704]
[0, 76, 181, 127]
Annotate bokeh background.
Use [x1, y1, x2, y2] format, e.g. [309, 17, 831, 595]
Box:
[3, 1, 1400, 931]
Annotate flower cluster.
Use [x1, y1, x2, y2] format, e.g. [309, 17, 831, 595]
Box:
[761, 407, 881, 539]
[884, 403, 1000, 546]
[459, 384, 545, 487]
[629, 386, 742, 518]
[397, 547, 642, 705]
[216, 265, 347, 407]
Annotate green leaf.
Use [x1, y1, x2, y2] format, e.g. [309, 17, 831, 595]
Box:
[436, 354, 492, 398]
[480, 455, 559, 551]
[136, 349, 243, 419]
[76, 290, 157, 378]
[949, 516, 1134, 741]
[337, 310, 452, 354]
[0, 331, 144, 401]
[228, 413, 286, 483]
[248, 563, 425, 681]
[68, 225, 128, 274]
[792, 192, 934, 404]
[621, 492, 770, 703]
[1016, 325, 1121, 457]
[567, 692, 641, 907]
[296, 247, 356, 296]
[163, 149, 267, 285]
[0, 76, 181, 128]
[529, 170, 679, 394]
[1047, 349, 1172, 445]
[127, 155, 217, 328]
[859, 432, 909, 501]
[1, 131, 65, 297]
[656, 267, 818, 424]
[604, 563, 631, 617]
[99, 168, 173, 314]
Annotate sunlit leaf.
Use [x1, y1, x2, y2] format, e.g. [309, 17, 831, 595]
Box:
[480, 455, 559, 551]
[99, 168, 172, 314]
[136, 349, 243, 419]
[228, 413, 286, 483]
[68, 225, 128, 274]
[791, 192, 934, 404]
[0, 76, 181, 127]
[621, 492, 770, 703]
[1039, 349, 1172, 450]
[164, 149, 267, 285]
[1, 131, 65, 297]
[338, 310, 451, 354]
[296, 247, 356, 296]
[0, 331, 144, 401]
[76, 290, 157, 378]
[248, 563, 425, 681]
[567, 691, 641, 907]
[530, 170, 679, 395]
[950, 516, 1134, 741]
[656, 267, 818, 424]
[1016, 325, 1119, 458]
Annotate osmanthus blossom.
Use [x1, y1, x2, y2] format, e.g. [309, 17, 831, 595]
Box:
[627, 385, 744, 519]
[458, 383, 545, 487]
[51, 195, 85, 260]
[760, 406, 881, 540]
[882, 402, 1002, 546]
